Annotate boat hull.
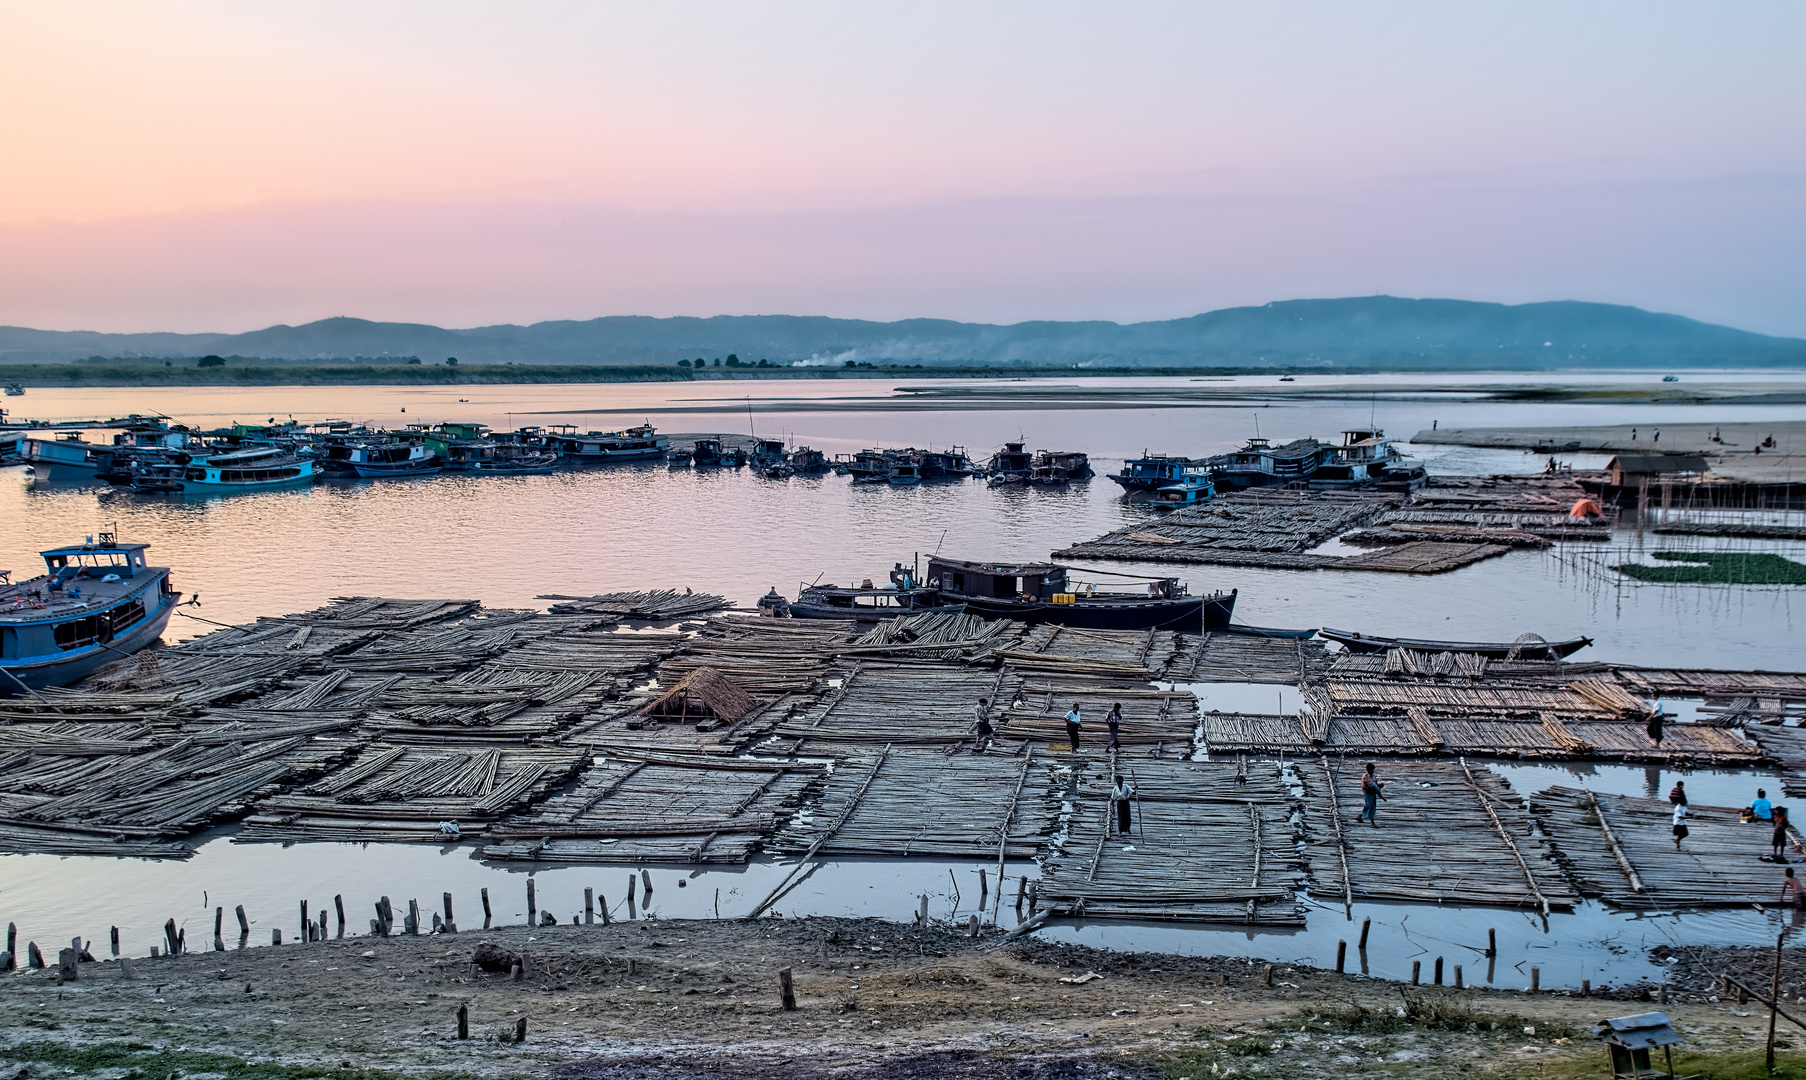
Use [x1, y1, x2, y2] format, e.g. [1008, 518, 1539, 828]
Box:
[0, 594, 178, 694]
[1319, 627, 1592, 659]
[956, 592, 1229, 632]
[351, 463, 444, 478]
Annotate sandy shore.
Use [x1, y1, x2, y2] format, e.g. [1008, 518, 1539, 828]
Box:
[2, 916, 1797, 1079]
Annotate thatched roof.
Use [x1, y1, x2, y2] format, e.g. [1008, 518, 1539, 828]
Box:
[640, 667, 756, 723]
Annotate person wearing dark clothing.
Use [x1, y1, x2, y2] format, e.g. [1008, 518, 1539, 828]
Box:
[972, 698, 995, 753]
[1358, 763, 1386, 827]
[1775, 807, 1793, 864]
[1669, 780, 1686, 806]
[1646, 708, 1664, 745]
[1064, 703, 1082, 753]
[1112, 776, 1134, 834]
[1106, 703, 1122, 751]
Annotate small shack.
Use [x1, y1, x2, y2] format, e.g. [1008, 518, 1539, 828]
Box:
[1605, 455, 1709, 487]
[1596, 1011, 1691, 1079]
[638, 667, 756, 729]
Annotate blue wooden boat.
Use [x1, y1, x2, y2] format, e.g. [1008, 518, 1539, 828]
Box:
[179, 446, 321, 490]
[1150, 470, 1216, 509]
[0, 535, 181, 694]
[1108, 452, 1206, 493]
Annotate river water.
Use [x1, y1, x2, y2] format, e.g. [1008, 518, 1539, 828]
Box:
[2, 373, 1803, 986]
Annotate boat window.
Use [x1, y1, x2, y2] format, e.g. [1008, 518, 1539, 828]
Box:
[992, 575, 1017, 598]
[0, 627, 13, 659]
[54, 615, 101, 650]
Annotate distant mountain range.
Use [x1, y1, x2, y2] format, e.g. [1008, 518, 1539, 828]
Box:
[3, 296, 1802, 368]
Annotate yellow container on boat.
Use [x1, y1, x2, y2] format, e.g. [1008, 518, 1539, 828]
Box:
[1050, 593, 1076, 604]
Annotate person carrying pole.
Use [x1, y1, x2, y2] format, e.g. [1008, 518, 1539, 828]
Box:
[971, 697, 995, 753]
[1112, 775, 1134, 835]
[1106, 703, 1122, 751]
[1358, 763, 1385, 827]
[1064, 702, 1083, 753]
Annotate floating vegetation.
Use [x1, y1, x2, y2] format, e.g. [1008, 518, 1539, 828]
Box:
[1615, 551, 1806, 585]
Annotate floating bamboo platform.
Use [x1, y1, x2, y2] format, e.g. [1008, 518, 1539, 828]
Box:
[535, 589, 730, 620]
[1055, 488, 1400, 566]
[773, 746, 1054, 859]
[767, 662, 1022, 754]
[1534, 786, 1806, 907]
[1742, 726, 1806, 798]
[1170, 631, 1332, 684]
[1296, 758, 1576, 911]
[482, 753, 822, 864]
[1035, 759, 1304, 924]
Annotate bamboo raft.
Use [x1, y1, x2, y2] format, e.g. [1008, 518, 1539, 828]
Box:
[1054, 488, 1401, 566]
[1170, 632, 1331, 684]
[767, 662, 1023, 753]
[536, 589, 730, 620]
[1533, 786, 1805, 907]
[1035, 759, 1304, 924]
[1296, 758, 1576, 911]
[772, 747, 1054, 859]
[482, 753, 822, 864]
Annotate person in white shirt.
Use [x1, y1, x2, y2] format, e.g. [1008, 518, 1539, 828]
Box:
[1672, 802, 1689, 850]
[1063, 703, 1082, 752]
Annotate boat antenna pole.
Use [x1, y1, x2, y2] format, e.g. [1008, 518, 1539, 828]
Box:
[746, 395, 756, 439]
[1253, 413, 1260, 439]
[934, 529, 947, 555]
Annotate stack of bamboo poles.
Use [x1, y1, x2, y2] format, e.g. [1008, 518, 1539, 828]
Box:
[1171, 633, 1328, 684]
[1000, 681, 1198, 750]
[238, 744, 586, 843]
[1617, 668, 1806, 700]
[1744, 726, 1806, 797]
[1534, 786, 1801, 907]
[1325, 679, 1613, 719]
[1054, 488, 1402, 565]
[655, 615, 855, 695]
[1333, 541, 1510, 574]
[536, 589, 730, 620]
[1198, 712, 1312, 754]
[1007, 624, 1178, 674]
[772, 747, 1053, 859]
[1295, 758, 1576, 911]
[1037, 759, 1304, 924]
[768, 662, 1022, 753]
[483, 753, 823, 864]
[840, 611, 1024, 662]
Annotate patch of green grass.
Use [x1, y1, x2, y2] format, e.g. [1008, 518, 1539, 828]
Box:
[0, 1042, 479, 1080]
[1296, 992, 1580, 1038]
[1153, 1033, 1277, 1079]
[1616, 551, 1806, 585]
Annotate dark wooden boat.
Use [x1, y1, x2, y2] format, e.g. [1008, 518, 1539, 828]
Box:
[789, 557, 1234, 631]
[1108, 452, 1206, 492]
[1319, 627, 1593, 659]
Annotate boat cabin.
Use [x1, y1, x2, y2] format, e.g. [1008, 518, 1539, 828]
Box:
[41, 540, 150, 580]
[928, 558, 1068, 601]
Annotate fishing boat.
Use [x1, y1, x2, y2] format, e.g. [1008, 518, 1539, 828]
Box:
[127, 462, 187, 493]
[845, 448, 894, 484]
[789, 557, 1234, 631]
[1108, 452, 1206, 493]
[343, 440, 440, 479]
[985, 441, 1033, 484]
[1150, 469, 1215, 509]
[887, 458, 923, 485]
[543, 423, 669, 463]
[749, 438, 789, 471]
[471, 450, 558, 476]
[1027, 450, 1092, 484]
[919, 447, 977, 479]
[1309, 430, 1426, 489]
[1318, 628, 1593, 660]
[3, 383, 23, 396]
[789, 447, 831, 474]
[179, 445, 322, 489]
[692, 438, 727, 467]
[0, 534, 181, 694]
[423, 423, 497, 471]
[1207, 436, 1326, 490]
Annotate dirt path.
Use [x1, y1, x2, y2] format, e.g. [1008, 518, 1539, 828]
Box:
[0, 917, 1795, 1078]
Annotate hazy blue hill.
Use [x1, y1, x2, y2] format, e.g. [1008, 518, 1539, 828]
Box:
[3, 297, 1801, 368]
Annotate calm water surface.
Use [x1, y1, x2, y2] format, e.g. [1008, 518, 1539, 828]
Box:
[2, 375, 1803, 984]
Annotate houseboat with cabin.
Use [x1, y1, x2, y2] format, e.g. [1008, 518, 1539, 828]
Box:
[1027, 450, 1092, 485]
[1108, 452, 1207, 493]
[786, 556, 1233, 631]
[1308, 429, 1426, 489]
[543, 423, 670, 463]
[1207, 436, 1326, 490]
[985, 441, 1034, 485]
[0, 535, 181, 693]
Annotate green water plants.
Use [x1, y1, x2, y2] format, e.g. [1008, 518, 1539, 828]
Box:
[1615, 551, 1806, 585]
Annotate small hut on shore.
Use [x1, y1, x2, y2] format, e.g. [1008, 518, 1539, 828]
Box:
[638, 667, 756, 729]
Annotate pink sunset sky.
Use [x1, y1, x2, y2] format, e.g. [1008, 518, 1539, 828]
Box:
[3, 2, 1803, 335]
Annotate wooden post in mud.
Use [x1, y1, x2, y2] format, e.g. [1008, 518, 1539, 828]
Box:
[626, 877, 637, 920]
[441, 893, 454, 933]
[1453, 965, 1463, 989]
[641, 869, 653, 900]
[300, 900, 309, 943]
[967, 914, 980, 937]
[335, 895, 346, 937]
[526, 880, 537, 927]
[1581, 979, 1590, 996]
[1015, 876, 1027, 914]
[917, 895, 929, 927]
[456, 1003, 469, 1040]
[57, 948, 77, 983]
[584, 888, 594, 925]
[1768, 931, 1786, 1073]
[1486, 928, 1496, 958]
[407, 899, 421, 935]
[214, 907, 224, 951]
[1530, 967, 1540, 992]
[779, 966, 797, 1010]
[236, 905, 249, 935]
[111, 926, 121, 957]
[481, 887, 492, 927]
[1434, 957, 1443, 986]
[1261, 964, 1274, 988]
[598, 895, 609, 926]
[978, 868, 988, 910]
[514, 1017, 527, 1043]
[272, 928, 281, 946]
[164, 919, 180, 956]
[1358, 917, 1371, 950]
[1411, 961, 1421, 986]
[28, 942, 45, 969]
[1335, 940, 1346, 973]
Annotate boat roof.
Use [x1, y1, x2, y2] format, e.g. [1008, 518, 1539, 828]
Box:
[40, 541, 150, 558]
[929, 556, 1063, 575]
